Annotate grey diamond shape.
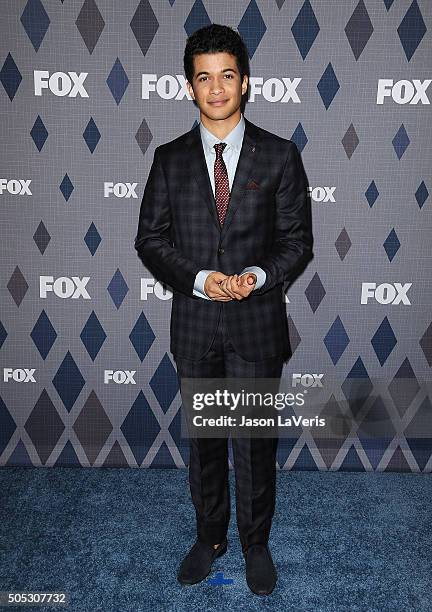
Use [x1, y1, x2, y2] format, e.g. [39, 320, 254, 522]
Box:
[73, 390, 113, 465]
[335, 228, 352, 261]
[24, 389, 65, 465]
[7, 266, 29, 306]
[33, 221, 51, 254]
[136, 117, 153, 156]
[76, 0, 105, 54]
[342, 123, 359, 159]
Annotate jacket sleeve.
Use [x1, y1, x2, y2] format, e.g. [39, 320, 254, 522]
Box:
[251, 142, 314, 296]
[134, 146, 202, 297]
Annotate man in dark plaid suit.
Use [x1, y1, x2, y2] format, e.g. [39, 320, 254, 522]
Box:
[134, 24, 313, 595]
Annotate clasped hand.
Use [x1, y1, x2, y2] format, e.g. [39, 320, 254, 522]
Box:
[204, 271, 257, 301]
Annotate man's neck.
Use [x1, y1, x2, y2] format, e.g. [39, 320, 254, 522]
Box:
[199, 110, 242, 140]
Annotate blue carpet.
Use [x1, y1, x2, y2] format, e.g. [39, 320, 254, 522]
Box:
[0, 467, 430, 611]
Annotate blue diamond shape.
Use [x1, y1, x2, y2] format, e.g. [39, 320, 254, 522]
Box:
[107, 269, 129, 309]
[397, 0, 427, 61]
[405, 437, 431, 471]
[341, 357, 373, 418]
[291, 123, 307, 152]
[150, 440, 177, 467]
[339, 445, 366, 471]
[324, 315, 349, 365]
[52, 351, 85, 412]
[54, 440, 81, 467]
[80, 311, 107, 361]
[383, 228, 400, 261]
[305, 272, 326, 313]
[129, 312, 155, 361]
[365, 180, 379, 208]
[30, 310, 57, 359]
[238, 0, 267, 59]
[0, 396, 17, 455]
[21, 0, 50, 52]
[84, 222, 102, 255]
[121, 391, 160, 465]
[149, 353, 179, 412]
[359, 438, 389, 470]
[291, 0, 320, 60]
[392, 124, 410, 159]
[292, 444, 319, 470]
[83, 117, 101, 153]
[371, 316, 397, 366]
[60, 174, 74, 202]
[0, 53, 22, 101]
[107, 58, 129, 105]
[415, 181, 428, 209]
[30, 115, 48, 151]
[184, 0, 211, 38]
[33, 220, 51, 254]
[317, 63, 339, 110]
[7, 440, 32, 466]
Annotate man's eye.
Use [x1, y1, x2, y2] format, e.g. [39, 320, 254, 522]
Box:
[198, 74, 234, 82]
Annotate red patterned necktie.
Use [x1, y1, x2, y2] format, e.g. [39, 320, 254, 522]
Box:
[213, 142, 230, 226]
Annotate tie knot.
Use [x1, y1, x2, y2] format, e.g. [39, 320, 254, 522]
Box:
[214, 142, 227, 157]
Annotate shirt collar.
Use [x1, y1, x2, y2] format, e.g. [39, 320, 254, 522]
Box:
[199, 113, 245, 154]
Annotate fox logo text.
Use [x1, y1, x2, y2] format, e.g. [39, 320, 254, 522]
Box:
[141, 278, 172, 300]
[376, 79, 431, 105]
[104, 182, 138, 198]
[361, 283, 412, 305]
[40, 276, 91, 299]
[308, 186, 335, 203]
[248, 77, 301, 102]
[34, 71, 89, 97]
[104, 370, 136, 384]
[4, 368, 36, 383]
[292, 373, 324, 388]
[142, 74, 190, 100]
[0, 179, 32, 195]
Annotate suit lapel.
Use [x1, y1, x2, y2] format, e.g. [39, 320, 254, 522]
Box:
[187, 123, 220, 231]
[221, 118, 260, 240]
[186, 117, 261, 237]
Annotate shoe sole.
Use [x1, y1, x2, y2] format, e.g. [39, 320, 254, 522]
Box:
[246, 566, 277, 596]
[177, 541, 228, 586]
[246, 577, 276, 596]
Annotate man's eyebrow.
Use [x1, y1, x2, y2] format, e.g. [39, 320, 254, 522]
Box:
[195, 68, 237, 78]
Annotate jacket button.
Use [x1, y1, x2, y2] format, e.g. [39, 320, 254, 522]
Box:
[218, 248, 225, 255]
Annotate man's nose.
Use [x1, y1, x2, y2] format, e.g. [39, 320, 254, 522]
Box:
[210, 81, 225, 95]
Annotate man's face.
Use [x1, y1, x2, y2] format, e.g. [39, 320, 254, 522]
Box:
[186, 51, 248, 120]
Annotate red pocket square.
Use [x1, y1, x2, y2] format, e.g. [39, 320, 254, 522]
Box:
[246, 179, 260, 190]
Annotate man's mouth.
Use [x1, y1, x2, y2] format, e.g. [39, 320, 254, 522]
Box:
[209, 99, 228, 106]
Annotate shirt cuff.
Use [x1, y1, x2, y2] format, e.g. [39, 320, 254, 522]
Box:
[238, 266, 266, 290]
[193, 269, 217, 300]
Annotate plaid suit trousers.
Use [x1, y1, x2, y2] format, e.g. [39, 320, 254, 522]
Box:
[175, 304, 284, 555]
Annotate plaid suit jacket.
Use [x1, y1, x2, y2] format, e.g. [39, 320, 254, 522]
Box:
[134, 117, 314, 361]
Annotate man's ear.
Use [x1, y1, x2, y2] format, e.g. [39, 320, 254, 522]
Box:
[242, 74, 248, 96]
[186, 81, 195, 100]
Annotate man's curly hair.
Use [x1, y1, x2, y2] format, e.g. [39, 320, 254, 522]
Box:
[184, 24, 250, 85]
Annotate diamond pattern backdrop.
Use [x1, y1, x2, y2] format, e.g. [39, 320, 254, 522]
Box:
[1, 0, 431, 471]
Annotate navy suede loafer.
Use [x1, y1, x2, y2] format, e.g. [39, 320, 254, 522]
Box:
[177, 537, 228, 585]
[245, 543, 277, 595]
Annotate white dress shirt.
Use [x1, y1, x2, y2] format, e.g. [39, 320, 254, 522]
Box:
[193, 113, 266, 300]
